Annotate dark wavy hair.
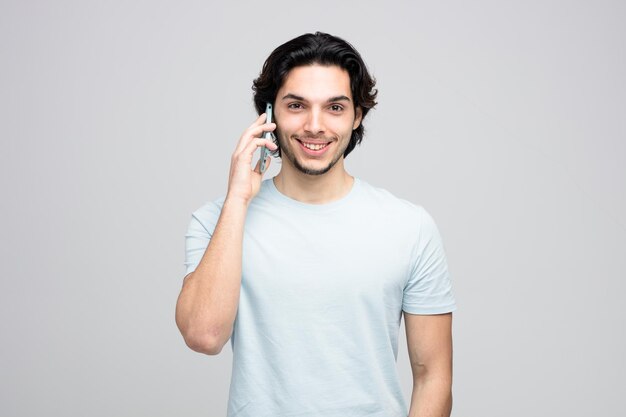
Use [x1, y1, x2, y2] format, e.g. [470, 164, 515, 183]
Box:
[252, 32, 378, 158]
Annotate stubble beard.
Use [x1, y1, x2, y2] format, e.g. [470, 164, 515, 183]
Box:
[277, 132, 349, 176]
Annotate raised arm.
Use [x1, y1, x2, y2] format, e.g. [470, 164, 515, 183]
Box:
[404, 312, 454, 417]
[175, 114, 277, 355]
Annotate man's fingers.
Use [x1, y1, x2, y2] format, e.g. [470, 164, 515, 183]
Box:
[254, 112, 267, 125]
[233, 138, 277, 167]
[241, 138, 277, 158]
[235, 118, 276, 154]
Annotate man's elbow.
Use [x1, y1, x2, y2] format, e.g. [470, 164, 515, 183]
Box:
[412, 361, 452, 387]
[175, 312, 228, 355]
[183, 331, 225, 356]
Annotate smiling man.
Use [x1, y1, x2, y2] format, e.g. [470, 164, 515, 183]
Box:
[273, 65, 361, 177]
[270, 64, 363, 204]
[176, 32, 457, 417]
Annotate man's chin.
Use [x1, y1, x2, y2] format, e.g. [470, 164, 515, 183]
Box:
[293, 160, 333, 176]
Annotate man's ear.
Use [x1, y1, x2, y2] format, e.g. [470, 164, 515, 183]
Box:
[353, 107, 363, 130]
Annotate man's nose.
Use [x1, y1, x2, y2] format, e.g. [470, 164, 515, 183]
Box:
[303, 108, 324, 135]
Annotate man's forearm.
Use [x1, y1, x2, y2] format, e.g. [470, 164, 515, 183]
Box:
[407, 376, 452, 417]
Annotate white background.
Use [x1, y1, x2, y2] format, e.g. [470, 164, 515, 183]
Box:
[1, 0, 624, 415]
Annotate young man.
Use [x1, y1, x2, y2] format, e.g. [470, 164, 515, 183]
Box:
[176, 32, 457, 417]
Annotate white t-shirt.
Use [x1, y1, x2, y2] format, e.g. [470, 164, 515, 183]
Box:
[184, 177, 457, 417]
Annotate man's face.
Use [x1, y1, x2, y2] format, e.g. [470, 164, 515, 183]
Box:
[273, 64, 362, 176]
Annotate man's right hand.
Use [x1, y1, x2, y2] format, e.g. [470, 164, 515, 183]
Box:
[225, 113, 278, 206]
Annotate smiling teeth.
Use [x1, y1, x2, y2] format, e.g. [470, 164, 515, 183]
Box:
[302, 142, 328, 150]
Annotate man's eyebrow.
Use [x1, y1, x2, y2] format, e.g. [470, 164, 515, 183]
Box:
[281, 93, 352, 103]
[281, 93, 305, 101]
[326, 95, 351, 103]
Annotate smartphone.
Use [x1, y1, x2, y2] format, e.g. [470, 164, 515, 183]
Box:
[259, 103, 273, 173]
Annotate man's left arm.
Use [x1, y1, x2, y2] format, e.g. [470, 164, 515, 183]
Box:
[404, 312, 453, 417]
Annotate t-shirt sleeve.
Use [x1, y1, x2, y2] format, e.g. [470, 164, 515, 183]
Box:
[402, 207, 457, 315]
[184, 200, 223, 277]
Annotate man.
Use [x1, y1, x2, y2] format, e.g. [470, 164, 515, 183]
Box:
[176, 32, 457, 417]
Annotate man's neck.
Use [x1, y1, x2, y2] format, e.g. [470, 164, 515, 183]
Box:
[273, 162, 354, 205]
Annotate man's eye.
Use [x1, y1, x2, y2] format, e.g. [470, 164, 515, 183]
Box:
[288, 103, 303, 109]
[330, 104, 344, 112]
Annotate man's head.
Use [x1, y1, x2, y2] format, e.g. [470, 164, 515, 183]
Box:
[252, 32, 377, 175]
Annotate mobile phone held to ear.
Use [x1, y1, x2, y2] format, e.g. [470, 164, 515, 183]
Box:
[259, 103, 273, 174]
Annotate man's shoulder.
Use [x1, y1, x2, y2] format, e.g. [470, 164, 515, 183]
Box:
[357, 178, 426, 218]
[191, 196, 226, 223]
[191, 178, 274, 222]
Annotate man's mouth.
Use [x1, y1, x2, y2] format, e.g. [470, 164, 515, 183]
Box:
[294, 136, 332, 151]
[296, 139, 332, 151]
